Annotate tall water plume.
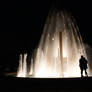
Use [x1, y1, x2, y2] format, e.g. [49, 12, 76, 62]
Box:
[17, 10, 88, 78]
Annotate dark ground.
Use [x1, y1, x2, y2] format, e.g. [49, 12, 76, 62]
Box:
[0, 76, 92, 92]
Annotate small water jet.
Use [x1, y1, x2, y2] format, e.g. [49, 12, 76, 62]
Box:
[17, 54, 27, 77]
[17, 10, 90, 78]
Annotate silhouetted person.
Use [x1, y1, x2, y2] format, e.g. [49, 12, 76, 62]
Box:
[79, 55, 88, 77]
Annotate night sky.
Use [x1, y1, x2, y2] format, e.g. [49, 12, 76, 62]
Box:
[1, 0, 92, 72]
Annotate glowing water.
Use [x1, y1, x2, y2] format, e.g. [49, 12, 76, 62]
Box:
[29, 58, 33, 76]
[17, 54, 23, 77]
[17, 11, 88, 78]
[17, 54, 27, 77]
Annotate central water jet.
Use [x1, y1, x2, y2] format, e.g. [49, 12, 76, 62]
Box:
[17, 10, 88, 78]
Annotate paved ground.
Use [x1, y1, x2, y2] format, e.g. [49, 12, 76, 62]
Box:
[0, 75, 92, 92]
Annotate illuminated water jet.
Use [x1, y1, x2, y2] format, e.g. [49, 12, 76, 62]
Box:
[17, 10, 89, 78]
[17, 54, 27, 77]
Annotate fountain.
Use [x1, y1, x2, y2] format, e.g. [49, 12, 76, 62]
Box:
[17, 10, 89, 78]
[17, 54, 27, 77]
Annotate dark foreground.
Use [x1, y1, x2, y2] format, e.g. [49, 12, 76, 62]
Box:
[0, 76, 92, 92]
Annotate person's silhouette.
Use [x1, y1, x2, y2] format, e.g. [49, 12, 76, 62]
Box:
[79, 55, 88, 77]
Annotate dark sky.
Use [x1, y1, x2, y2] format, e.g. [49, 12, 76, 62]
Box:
[0, 0, 92, 71]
